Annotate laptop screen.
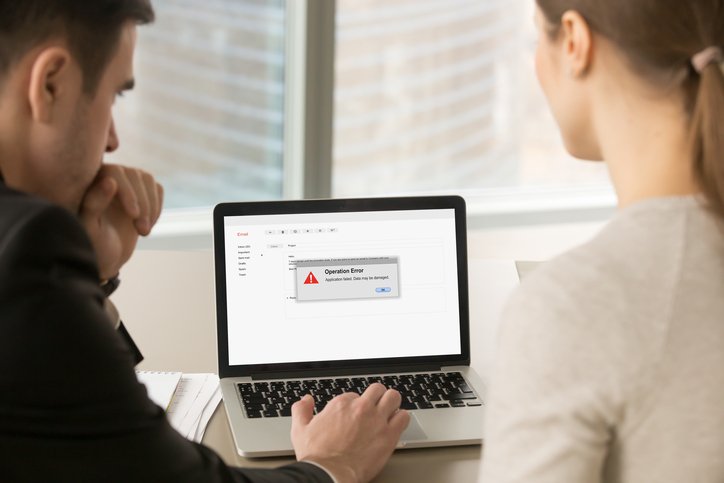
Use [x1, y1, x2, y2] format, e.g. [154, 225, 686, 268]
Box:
[214, 197, 469, 377]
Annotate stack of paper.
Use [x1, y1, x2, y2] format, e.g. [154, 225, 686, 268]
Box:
[136, 371, 222, 443]
[136, 371, 182, 410]
[167, 373, 222, 442]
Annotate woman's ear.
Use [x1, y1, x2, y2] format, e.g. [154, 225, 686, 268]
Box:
[28, 47, 72, 124]
[560, 10, 594, 78]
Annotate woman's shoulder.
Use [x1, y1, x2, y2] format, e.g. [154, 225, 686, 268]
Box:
[507, 229, 631, 325]
[512, 196, 719, 315]
[500, 196, 721, 366]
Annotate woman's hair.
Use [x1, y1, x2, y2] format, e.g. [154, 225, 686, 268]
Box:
[536, 0, 724, 217]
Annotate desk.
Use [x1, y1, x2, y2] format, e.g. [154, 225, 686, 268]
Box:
[112, 250, 522, 482]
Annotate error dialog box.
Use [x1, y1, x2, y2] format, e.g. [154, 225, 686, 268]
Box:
[294, 257, 400, 302]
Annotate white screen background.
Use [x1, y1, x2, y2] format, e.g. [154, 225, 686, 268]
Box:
[224, 209, 462, 366]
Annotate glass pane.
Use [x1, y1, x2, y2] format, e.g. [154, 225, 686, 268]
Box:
[109, 0, 286, 209]
[333, 0, 609, 198]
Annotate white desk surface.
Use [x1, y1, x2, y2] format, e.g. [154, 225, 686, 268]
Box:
[112, 250, 522, 482]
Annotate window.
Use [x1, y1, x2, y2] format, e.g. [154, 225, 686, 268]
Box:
[114, 0, 613, 229]
[332, 0, 610, 198]
[110, 0, 287, 209]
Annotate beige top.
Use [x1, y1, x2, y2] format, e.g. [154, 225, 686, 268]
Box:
[479, 196, 724, 482]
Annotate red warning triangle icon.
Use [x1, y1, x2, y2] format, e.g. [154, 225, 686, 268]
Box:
[304, 272, 319, 285]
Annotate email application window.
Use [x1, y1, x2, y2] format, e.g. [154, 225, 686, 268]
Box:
[224, 209, 461, 366]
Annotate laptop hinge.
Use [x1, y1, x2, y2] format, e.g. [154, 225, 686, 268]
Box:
[251, 363, 441, 380]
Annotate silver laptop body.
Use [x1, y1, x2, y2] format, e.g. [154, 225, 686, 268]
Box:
[213, 196, 485, 457]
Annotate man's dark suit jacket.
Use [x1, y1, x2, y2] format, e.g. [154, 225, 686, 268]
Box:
[0, 181, 332, 483]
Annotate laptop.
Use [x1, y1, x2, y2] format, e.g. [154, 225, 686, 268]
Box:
[213, 196, 486, 457]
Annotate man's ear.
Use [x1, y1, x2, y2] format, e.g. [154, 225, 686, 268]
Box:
[28, 47, 73, 124]
[560, 10, 594, 78]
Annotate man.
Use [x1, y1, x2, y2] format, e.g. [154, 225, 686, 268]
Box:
[0, 2, 409, 482]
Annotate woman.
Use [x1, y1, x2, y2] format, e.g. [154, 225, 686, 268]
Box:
[480, 1, 724, 481]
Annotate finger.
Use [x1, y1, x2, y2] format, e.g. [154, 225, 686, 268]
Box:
[291, 394, 315, 429]
[137, 170, 161, 229]
[377, 388, 403, 418]
[142, 171, 158, 223]
[360, 383, 387, 404]
[127, 170, 151, 235]
[388, 409, 411, 436]
[105, 165, 140, 218]
[154, 183, 164, 224]
[80, 177, 117, 220]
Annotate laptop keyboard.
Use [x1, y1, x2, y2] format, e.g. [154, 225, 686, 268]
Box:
[237, 372, 482, 418]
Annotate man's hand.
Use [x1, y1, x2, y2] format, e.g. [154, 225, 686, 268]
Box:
[79, 165, 163, 281]
[291, 383, 410, 483]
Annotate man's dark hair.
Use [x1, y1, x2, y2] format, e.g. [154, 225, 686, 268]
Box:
[0, 1, 155, 94]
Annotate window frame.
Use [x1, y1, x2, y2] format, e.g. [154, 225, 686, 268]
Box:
[283, 0, 335, 199]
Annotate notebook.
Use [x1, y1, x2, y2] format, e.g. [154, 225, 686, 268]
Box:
[213, 196, 486, 457]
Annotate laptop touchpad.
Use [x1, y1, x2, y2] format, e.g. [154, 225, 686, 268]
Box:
[399, 414, 427, 444]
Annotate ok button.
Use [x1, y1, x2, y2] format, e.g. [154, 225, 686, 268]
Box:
[375, 287, 392, 293]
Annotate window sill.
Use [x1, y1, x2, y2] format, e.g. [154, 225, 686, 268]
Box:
[138, 184, 616, 251]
